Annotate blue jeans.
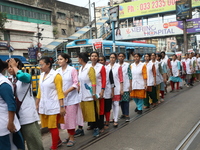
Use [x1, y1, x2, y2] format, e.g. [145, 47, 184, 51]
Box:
[133, 98, 144, 110]
[120, 101, 129, 116]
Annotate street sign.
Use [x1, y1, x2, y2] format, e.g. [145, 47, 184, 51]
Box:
[176, 0, 192, 21]
[28, 47, 37, 63]
[109, 6, 119, 22]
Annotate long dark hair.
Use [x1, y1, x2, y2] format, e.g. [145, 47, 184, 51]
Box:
[78, 52, 89, 63]
[0, 59, 8, 73]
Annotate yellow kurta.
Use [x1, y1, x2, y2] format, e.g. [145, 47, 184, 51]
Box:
[37, 74, 64, 128]
[80, 67, 99, 122]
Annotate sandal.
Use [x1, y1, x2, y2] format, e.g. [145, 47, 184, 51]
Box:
[62, 138, 69, 144]
[113, 122, 118, 128]
[67, 140, 75, 147]
[109, 119, 114, 123]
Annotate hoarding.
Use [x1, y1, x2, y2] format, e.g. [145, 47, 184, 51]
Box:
[119, 0, 200, 19]
[116, 18, 200, 40]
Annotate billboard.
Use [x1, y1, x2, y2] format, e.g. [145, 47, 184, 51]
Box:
[116, 18, 200, 40]
[119, 0, 200, 19]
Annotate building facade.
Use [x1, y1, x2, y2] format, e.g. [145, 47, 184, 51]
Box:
[0, 0, 89, 57]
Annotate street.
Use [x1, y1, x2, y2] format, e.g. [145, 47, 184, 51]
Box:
[42, 83, 200, 150]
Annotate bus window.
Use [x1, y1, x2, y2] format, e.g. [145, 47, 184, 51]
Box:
[139, 47, 144, 54]
[119, 46, 126, 53]
[134, 47, 138, 53]
[104, 47, 111, 55]
[71, 52, 78, 58]
[143, 47, 147, 54]
[153, 48, 156, 53]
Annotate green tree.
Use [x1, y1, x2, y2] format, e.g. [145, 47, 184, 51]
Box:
[0, 12, 7, 32]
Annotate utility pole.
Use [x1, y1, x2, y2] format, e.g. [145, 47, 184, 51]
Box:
[92, 2, 97, 39]
[89, 0, 92, 39]
[183, 19, 188, 54]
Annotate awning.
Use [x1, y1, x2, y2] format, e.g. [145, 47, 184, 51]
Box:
[41, 39, 67, 52]
[67, 26, 91, 40]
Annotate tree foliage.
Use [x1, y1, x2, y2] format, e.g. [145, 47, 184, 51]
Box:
[0, 12, 8, 32]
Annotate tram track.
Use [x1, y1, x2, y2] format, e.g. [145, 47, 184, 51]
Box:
[70, 83, 200, 150]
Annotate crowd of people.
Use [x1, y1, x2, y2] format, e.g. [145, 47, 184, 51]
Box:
[0, 50, 199, 150]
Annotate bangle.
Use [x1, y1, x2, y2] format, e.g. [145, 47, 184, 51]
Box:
[92, 94, 95, 96]
[60, 105, 64, 108]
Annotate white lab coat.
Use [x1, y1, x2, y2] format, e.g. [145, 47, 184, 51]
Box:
[57, 66, 80, 106]
[130, 62, 146, 90]
[118, 62, 130, 92]
[104, 65, 112, 99]
[39, 69, 61, 115]
[151, 60, 163, 85]
[0, 73, 20, 136]
[107, 63, 122, 95]
[92, 63, 104, 95]
[9, 76, 39, 125]
[171, 60, 180, 77]
[78, 63, 94, 101]
[146, 62, 155, 86]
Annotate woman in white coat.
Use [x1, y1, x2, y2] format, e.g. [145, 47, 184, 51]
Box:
[75, 52, 99, 137]
[169, 54, 182, 92]
[57, 53, 83, 147]
[118, 52, 131, 122]
[0, 59, 24, 150]
[36, 57, 65, 150]
[8, 58, 43, 150]
[107, 53, 123, 127]
[89, 52, 106, 134]
[99, 56, 114, 128]
[130, 53, 147, 115]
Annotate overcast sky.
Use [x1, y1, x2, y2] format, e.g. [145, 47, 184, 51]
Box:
[58, 0, 109, 8]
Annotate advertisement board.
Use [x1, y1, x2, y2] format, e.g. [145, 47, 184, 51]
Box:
[119, 0, 200, 19]
[116, 18, 200, 40]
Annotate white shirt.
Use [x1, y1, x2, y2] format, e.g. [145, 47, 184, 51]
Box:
[57, 66, 80, 106]
[78, 63, 94, 101]
[118, 62, 130, 92]
[39, 69, 61, 115]
[130, 62, 146, 90]
[171, 60, 180, 77]
[9, 75, 39, 125]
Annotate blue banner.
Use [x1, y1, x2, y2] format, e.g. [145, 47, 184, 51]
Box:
[28, 47, 37, 63]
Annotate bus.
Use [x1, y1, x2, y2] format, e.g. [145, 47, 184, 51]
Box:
[66, 39, 156, 62]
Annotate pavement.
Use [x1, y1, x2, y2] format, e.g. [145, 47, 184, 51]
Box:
[41, 83, 200, 150]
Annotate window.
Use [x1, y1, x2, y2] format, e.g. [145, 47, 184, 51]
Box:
[61, 29, 67, 35]
[74, 15, 79, 22]
[57, 12, 66, 20]
[4, 31, 10, 41]
[79, 16, 82, 22]
[104, 47, 111, 55]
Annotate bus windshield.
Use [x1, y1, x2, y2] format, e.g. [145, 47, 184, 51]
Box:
[67, 46, 93, 58]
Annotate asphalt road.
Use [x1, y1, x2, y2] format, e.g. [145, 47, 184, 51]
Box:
[42, 83, 200, 150]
